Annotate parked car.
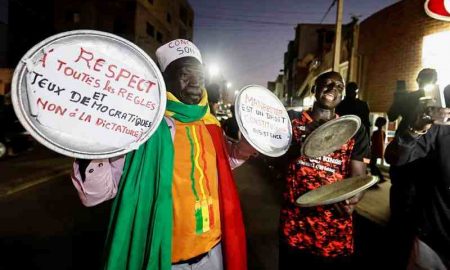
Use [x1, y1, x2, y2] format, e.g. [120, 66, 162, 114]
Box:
[0, 103, 34, 159]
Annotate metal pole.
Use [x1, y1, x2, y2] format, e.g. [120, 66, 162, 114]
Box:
[333, 0, 344, 71]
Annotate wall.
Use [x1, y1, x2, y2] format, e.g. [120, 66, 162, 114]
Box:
[358, 0, 450, 112]
[135, 0, 193, 60]
[7, 0, 54, 67]
[0, 24, 7, 67]
[0, 68, 13, 95]
[54, 0, 136, 43]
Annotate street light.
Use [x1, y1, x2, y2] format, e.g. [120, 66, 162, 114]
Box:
[226, 82, 232, 89]
[208, 64, 219, 78]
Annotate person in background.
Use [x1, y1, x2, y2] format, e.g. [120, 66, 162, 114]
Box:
[386, 68, 438, 269]
[385, 101, 450, 269]
[222, 105, 240, 142]
[206, 83, 221, 116]
[71, 39, 256, 270]
[370, 117, 387, 184]
[388, 69, 437, 134]
[336, 82, 370, 136]
[444, 85, 450, 107]
[279, 71, 370, 270]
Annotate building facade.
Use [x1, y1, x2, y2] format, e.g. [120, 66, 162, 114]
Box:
[280, 22, 356, 107]
[267, 74, 285, 102]
[0, 23, 6, 68]
[0, 68, 12, 96]
[357, 0, 450, 112]
[1, 0, 194, 97]
[53, 0, 194, 60]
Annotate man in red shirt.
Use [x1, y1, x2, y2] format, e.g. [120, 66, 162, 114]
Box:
[279, 71, 370, 270]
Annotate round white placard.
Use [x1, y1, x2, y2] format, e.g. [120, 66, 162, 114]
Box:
[11, 30, 166, 159]
[234, 85, 292, 157]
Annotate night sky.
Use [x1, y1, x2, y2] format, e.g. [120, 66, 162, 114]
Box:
[189, 0, 396, 91]
[0, 0, 397, 90]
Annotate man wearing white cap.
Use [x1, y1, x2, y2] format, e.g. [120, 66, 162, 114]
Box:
[71, 39, 255, 270]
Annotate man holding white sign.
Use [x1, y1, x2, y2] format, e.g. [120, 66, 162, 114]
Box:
[278, 71, 370, 270]
[71, 39, 256, 270]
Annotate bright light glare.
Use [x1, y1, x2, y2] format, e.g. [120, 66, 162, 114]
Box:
[424, 84, 434, 92]
[303, 95, 314, 107]
[226, 82, 232, 88]
[208, 65, 219, 77]
[422, 31, 450, 107]
[234, 90, 239, 95]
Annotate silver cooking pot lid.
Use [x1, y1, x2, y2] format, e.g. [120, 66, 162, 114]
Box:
[301, 115, 361, 158]
[11, 30, 166, 159]
[234, 85, 292, 157]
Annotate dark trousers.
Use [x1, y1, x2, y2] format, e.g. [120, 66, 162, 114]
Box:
[369, 157, 385, 182]
[279, 240, 354, 270]
[388, 164, 419, 270]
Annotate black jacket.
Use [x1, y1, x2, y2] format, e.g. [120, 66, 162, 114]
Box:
[385, 125, 450, 264]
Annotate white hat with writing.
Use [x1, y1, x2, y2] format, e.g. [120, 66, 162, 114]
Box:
[156, 39, 202, 72]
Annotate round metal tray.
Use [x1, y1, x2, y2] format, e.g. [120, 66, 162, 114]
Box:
[301, 115, 361, 158]
[11, 30, 166, 159]
[234, 85, 292, 157]
[296, 175, 378, 207]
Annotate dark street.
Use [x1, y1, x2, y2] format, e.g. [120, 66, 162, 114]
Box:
[0, 151, 389, 269]
[0, 174, 111, 269]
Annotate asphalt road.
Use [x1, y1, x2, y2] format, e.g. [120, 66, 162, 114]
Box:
[0, 158, 282, 270]
[0, 175, 111, 270]
[0, 158, 387, 270]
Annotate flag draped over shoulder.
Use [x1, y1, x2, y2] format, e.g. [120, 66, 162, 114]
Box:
[103, 90, 247, 270]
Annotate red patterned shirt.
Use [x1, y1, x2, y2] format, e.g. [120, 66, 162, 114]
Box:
[280, 110, 369, 258]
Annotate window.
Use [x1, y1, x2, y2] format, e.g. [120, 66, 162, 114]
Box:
[179, 27, 187, 39]
[65, 11, 72, 22]
[166, 13, 171, 23]
[65, 10, 80, 23]
[146, 22, 155, 37]
[113, 19, 127, 34]
[179, 6, 188, 25]
[73, 13, 80, 23]
[157, 32, 163, 43]
[4, 82, 11, 94]
[325, 31, 334, 44]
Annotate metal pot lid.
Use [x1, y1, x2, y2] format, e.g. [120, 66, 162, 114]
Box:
[301, 115, 361, 158]
[11, 30, 166, 159]
[296, 175, 378, 207]
[234, 85, 292, 157]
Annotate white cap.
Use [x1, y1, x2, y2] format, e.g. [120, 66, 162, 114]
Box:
[156, 39, 202, 72]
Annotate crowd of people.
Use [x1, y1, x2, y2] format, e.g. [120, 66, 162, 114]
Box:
[68, 38, 448, 270]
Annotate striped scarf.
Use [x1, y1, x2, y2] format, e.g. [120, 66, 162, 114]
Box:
[165, 90, 220, 126]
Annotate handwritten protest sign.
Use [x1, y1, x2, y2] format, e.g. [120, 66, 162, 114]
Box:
[11, 30, 166, 158]
[235, 85, 292, 157]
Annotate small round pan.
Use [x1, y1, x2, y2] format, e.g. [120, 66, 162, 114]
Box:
[234, 85, 292, 157]
[11, 30, 166, 159]
[296, 175, 378, 207]
[301, 115, 361, 158]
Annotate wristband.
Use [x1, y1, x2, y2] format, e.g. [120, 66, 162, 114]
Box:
[408, 126, 428, 136]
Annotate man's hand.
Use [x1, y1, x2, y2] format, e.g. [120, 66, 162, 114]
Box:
[412, 107, 450, 132]
[237, 136, 259, 157]
[335, 191, 364, 215]
[304, 120, 324, 137]
[334, 159, 367, 215]
[75, 159, 92, 182]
